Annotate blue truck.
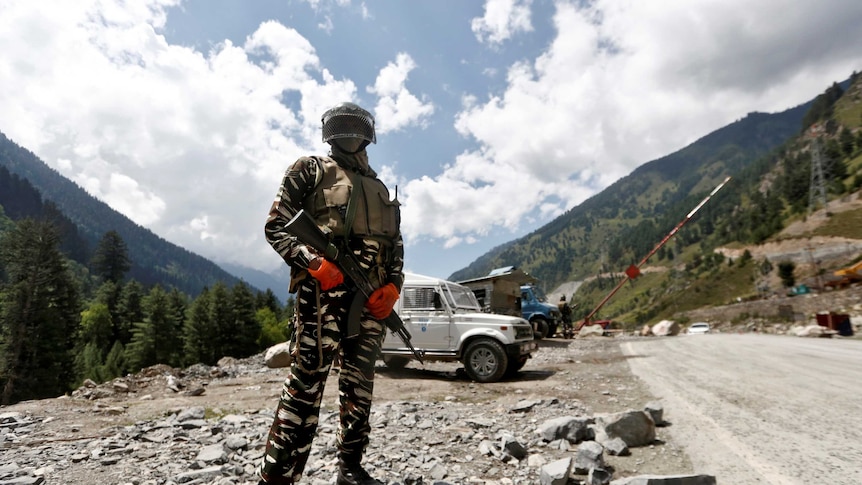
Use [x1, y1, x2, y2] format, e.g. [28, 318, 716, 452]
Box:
[519, 283, 562, 339]
[458, 267, 562, 339]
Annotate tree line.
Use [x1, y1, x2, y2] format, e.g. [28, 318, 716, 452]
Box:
[0, 219, 293, 405]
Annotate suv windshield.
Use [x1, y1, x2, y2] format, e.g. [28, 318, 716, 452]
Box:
[443, 282, 482, 311]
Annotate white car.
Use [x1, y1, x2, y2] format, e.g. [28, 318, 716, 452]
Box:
[380, 272, 537, 383]
[687, 322, 711, 334]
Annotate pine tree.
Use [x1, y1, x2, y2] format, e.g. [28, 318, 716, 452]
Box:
[126, 285, 178, 371]
[0, 219, 81, 404]
[165, 288, 189, 366]
[209, 282, 234, 360]
[90, 230, 131, 283]
[102, 341, 127, 379]
[75, 342, 107, 384]
[228, 281, 261, 359]
[115, 280, 144, 345]
[255, 288, 283, 320]
[183, 287, 215, 366]
[74, 302, 114, 383]
[93, 281, 122, 326]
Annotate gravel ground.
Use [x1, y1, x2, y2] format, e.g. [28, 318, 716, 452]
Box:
[1, 336, 695, 484]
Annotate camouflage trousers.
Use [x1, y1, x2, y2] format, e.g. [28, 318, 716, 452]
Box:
[258, 280, 385, 484]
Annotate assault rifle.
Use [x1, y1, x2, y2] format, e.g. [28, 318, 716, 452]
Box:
[285, 209, 424, 363]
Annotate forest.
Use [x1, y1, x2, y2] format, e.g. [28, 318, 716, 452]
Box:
[0, 217, 293, 405]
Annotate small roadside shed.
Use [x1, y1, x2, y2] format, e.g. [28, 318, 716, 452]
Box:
[457, 266, 537, 316]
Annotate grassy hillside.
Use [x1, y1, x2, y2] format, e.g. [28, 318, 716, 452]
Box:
[451, 72, 862, 327]
[451, 101, 812, 286]
[577, 76, 862, 327]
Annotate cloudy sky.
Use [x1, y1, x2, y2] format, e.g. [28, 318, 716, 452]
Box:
[2, 0, 861, 281]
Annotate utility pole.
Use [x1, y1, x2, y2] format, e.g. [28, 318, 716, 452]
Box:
[808, 138, 829, 215]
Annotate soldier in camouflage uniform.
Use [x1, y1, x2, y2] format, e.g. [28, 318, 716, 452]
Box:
[258, 102, 403, 485]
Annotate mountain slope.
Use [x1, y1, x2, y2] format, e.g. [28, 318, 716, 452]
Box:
[451, 73, 862, 325]
[450, 102, 812, 286]
[0, 133, 245, 297]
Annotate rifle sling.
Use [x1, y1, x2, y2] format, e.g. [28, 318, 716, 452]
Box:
[343, 170, 364, 338]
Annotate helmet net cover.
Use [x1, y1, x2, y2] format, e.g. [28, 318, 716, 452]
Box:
[321, 103, 377, 144]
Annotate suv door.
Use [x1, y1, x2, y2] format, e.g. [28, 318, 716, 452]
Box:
[399, 285, 452, 351]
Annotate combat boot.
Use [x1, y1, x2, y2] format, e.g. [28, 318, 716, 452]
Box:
[336, 458, 383, 485]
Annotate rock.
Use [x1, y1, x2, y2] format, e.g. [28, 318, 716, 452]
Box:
[573, 440, 605, 474]
[540, 457, 573, 485]
[538, 416, 595, 443]
[651, 320, 680, 336]
[166, 375, 182, 392]
[644, 401, 666, 426]
[794, 324, 829, 337]
[196, 443, 227, 463]
[588, 467, 614, 485]
[511, 399, 540, 413]
[594, 410, 656, 447]
[264, 342, 293, 368]
[579, 324, 605, 338]
[174, 465, 224, 483]
[176, 406, 206, 422]
[500, 433, 528, 460]
[604, 437, 629, 456]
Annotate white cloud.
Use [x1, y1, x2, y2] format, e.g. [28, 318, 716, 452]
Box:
[471, 0, 533, 45]
[400, 0, 862, 249]
[0, 0, 355, 272]
[368, 53, 435, 133]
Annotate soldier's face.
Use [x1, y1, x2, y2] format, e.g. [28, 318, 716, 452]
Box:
[333, 137, 364, 153]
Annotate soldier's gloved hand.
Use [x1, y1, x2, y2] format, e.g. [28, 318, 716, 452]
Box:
[366, 283, 399, 319]
[307, 258, 344, 290]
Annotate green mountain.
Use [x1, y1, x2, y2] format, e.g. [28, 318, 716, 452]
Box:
[0, 133, 246, 297]
[450, 73, 862, 325]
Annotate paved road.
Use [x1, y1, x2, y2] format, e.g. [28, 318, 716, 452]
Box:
[620, 334, 862, 485]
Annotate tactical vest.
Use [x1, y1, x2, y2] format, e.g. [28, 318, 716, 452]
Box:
[303, 155, 400, 245]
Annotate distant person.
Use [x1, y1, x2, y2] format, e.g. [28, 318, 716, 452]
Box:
[558, 295, 574, 338]
[258, 102, 404, 485]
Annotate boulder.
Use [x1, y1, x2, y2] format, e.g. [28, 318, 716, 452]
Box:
[264, 341, 293, 368]
[651, 320, 680, 336]
[579, 324, 605, 338]
[538, 416, 595, 443]
[594, 410, 656, 447]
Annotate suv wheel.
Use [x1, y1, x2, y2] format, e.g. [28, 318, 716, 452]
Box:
[463, 338, 508, 383]
[505, 356, 528, 377]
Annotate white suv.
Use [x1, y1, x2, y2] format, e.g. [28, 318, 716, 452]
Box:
[687, 322, 711, 334]
[380, 273, 538, 383]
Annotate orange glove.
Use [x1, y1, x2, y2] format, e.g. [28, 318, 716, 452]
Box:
[307, 258, 344, 290]
[365, 283, 399, 319]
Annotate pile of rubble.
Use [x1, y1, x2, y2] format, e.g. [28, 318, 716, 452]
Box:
[1, 340, 716, 485]
[2, 397, 713, 485]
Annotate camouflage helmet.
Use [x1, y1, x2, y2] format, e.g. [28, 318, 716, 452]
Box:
[321, 102, 376, 145]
